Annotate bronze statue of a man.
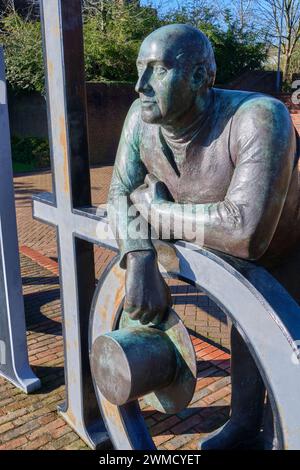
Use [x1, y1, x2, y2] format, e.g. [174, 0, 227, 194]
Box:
[108, 24, 300, 449]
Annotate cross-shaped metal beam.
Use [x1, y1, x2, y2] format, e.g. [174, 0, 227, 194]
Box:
[33, 0, 117, 449]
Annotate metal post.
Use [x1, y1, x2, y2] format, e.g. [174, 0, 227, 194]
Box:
[0, 48, 40, 393]
[35, 0, 117, 449]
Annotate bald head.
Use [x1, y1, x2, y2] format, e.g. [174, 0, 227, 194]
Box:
[138, 24, 216, 88]
[135, 24, 216, 126]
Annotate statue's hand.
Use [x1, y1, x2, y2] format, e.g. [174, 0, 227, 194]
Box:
[130, 174, 171, 222]
[124, 250, 172, 325]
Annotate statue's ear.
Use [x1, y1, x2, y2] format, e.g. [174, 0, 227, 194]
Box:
[191, 64, 207, 91]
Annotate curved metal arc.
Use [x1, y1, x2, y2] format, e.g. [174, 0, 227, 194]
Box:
[173, 241, 300, 352]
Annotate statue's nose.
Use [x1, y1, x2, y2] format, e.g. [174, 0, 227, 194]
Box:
[135, 70, 151, 94]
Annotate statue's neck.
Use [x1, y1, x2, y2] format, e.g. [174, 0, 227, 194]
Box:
[161, 88, 214, 143]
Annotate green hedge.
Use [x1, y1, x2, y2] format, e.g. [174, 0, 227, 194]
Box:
[11, 136, 50, 171]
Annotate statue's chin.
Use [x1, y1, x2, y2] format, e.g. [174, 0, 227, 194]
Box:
[141, 109, 163, 124]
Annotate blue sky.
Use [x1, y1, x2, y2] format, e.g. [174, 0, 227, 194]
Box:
[141, 0, 176, 6]
[140, 1, 234, 17]
[140, 1, 184, 13]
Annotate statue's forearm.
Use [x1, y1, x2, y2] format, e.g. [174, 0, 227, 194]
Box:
[150, 199, 269, 261]
[108, 188, 154, 269]
[150, 201, 204, 242]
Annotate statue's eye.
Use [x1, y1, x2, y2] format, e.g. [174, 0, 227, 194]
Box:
[153, 66, 167, 77]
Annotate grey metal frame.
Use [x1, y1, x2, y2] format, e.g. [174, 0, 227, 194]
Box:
[0, 48, 40, 393]
[32, 0, 116, 449]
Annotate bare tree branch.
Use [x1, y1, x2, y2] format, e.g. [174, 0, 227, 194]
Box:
[255, 0, 300, 79]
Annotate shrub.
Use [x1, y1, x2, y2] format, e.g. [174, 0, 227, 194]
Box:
[1, 4, 162, 91]
[83, 2, 162, 83]
[212, 14, 267, 85]
[1, 12, 44, 93]
[11, 135, 50, 169]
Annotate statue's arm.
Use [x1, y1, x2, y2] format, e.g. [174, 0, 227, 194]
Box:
[214, 96, 296, 259]
[132, 97, 296, 261]
[108, 100, 171, 324]
[107, 99, 154, 268]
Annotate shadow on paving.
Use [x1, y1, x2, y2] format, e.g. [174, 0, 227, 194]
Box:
[196, 361, 230, 377]
[144, 405, 230, 437]
[31, 365, 65, 393]
[22, 276, 59, 286]
[24, 288, 62, 335]
[189, 329, 230, 354]
[14, 181, 50, 207]
[170, 285, 227, 324]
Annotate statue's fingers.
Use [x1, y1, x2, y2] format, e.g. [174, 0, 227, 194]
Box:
[130, 193, 138, 206]
[130, 186, 146, 205]
[131, 183, 147, 198]
[123, 301, 143, 320]
[151, 308, 168, 326]
[144, 174, 160, 187]
[139, 309, 159, 325]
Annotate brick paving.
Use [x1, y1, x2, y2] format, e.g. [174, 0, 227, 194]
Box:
[0, 101, 298, 450]
[0, 255, 81, 450]
[0, 254, 231, 450]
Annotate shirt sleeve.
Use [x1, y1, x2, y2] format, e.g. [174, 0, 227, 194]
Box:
[107, 99, 154, 268]
[201, 95, 296, 259]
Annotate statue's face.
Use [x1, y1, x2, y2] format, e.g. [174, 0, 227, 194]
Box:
[135, 37, 199, 125]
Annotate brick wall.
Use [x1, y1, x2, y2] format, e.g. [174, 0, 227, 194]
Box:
[8, 82, 136, 166]
[8, 85, 300, 167]
[226, 70, 279, 95]
[86, 82, 136, 165]
[277, 93, 300, 134]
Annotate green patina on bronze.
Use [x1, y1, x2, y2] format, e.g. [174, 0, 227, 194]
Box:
[105, 24, 300, 449]
[91, 308, 197, 414]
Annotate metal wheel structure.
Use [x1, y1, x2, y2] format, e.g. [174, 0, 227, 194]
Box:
[89, 240, 300, 450]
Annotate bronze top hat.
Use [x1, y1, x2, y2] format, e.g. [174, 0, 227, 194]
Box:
[91, 308, 197, 414]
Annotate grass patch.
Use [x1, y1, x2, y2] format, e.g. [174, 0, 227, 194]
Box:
[11, 136, 50, 174]
[13, 161, 37, 174]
